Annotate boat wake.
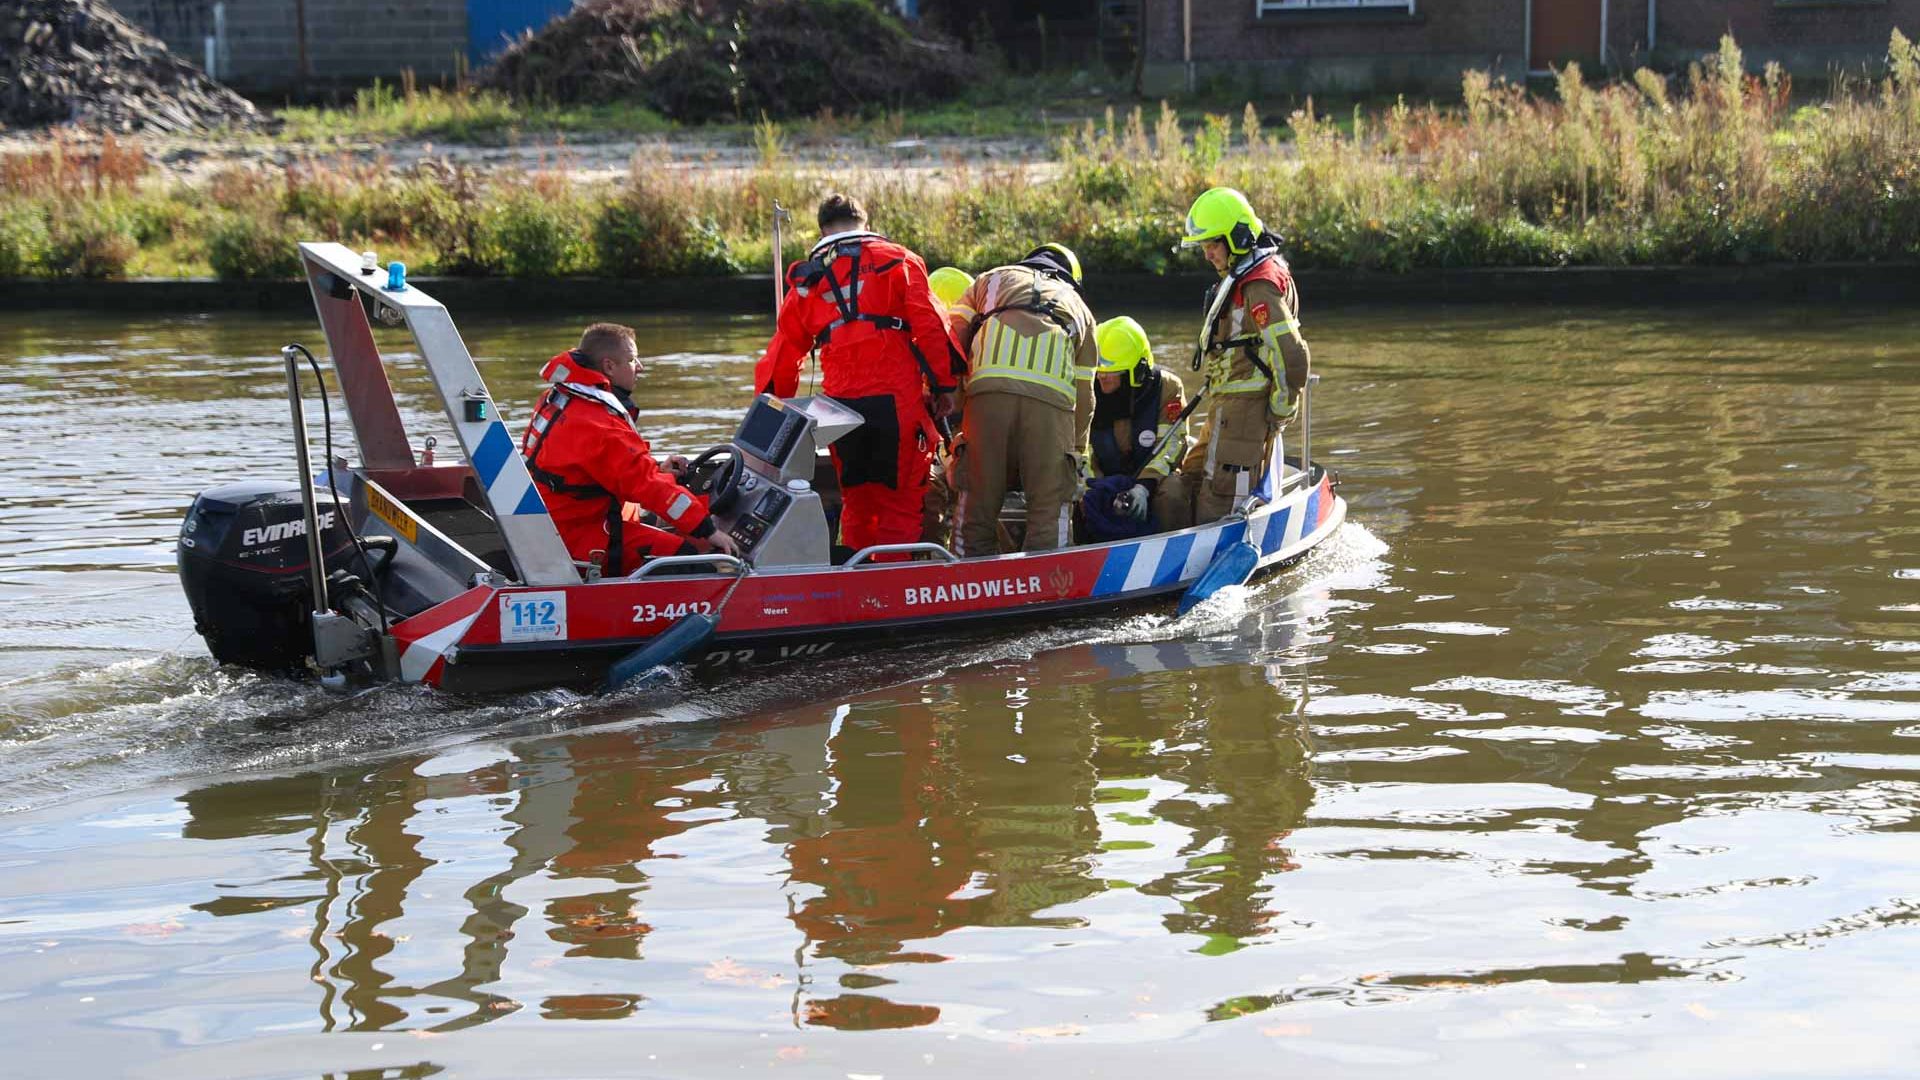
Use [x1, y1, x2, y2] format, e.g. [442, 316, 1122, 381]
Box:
[0, 650, 589, 815]
[0, 524, 1388, 816]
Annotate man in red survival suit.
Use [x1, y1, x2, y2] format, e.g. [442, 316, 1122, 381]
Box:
[522, 322, 740, 575]
[754, 193, 964, 555]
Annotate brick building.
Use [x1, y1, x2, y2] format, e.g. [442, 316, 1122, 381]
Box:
[114, 0, 573, 96]
[1141, 0, 1920, 96]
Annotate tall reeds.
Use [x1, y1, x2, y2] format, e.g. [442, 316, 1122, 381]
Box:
[4, 33, 1919, 280]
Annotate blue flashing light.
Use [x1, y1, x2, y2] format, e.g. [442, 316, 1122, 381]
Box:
[386, 261, 408, 291]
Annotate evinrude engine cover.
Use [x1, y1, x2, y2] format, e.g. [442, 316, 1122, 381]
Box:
[176, 480, 356, 671]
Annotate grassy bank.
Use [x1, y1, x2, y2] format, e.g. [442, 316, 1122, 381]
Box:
[272, 79, 675, 145]
[4, 35, 1919, 282]
[269, 70, 1103, 146]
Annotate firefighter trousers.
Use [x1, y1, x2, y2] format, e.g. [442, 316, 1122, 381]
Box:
[1181, 392, 1280, 523]
[953, 390, 1078, 556]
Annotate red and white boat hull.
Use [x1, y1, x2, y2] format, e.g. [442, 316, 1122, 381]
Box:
[389, 465, 1345, 693]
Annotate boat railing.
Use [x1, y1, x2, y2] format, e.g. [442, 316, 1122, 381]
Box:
[1301, 370, 1318, 481]
[845, 543, 959, 566]
[1272, 371, 1320, 498]
[626, 554, 750, 579]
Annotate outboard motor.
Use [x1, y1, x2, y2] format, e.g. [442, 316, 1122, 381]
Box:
[176, 480, 356, 671]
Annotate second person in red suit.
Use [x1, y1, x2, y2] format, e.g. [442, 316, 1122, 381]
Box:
[754, 194, 964, 556]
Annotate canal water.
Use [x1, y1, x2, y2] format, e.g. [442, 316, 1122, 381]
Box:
[1, 303, 1917, 1077]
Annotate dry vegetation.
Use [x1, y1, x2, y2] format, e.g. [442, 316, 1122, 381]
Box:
[4, 35, 1919, 280]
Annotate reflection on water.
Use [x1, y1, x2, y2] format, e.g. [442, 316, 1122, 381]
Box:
[2, 305, 1919, 1074]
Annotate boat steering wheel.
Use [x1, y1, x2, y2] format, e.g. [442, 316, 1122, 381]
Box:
[685, 443, 744, 515]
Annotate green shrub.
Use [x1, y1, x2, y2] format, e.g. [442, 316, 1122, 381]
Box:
[48, 202, 138, 279]
[127, 197, 195, 247]
[482, 187, 590, 277]
[207, 210, 304, 279]
[592, 182, 741, 277]
[399, 165, 488, 275]
[0, 200, 50, 276]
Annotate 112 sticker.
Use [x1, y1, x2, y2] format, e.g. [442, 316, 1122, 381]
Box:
[500, 591, 568, 642]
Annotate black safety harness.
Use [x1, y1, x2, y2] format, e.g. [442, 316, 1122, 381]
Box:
[792, 233, 957, 393]
[522, 370, 634, 576]
[1194, 237, 1288, 386]
[966, 260, 1084, 339]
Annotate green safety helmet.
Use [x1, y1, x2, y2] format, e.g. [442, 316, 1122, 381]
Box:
[1181, 186, 1264, 256]
[928, 266, 973, 306]
[1024, 242, 1082, 283]
[1094, 316, 1154, 385]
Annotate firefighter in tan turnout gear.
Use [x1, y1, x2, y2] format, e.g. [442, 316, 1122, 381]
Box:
[946, 244, 1098, 555]
[1177, 187, 1310, 522]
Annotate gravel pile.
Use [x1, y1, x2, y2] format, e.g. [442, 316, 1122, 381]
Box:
[479, 0, 975, 123]
[1, 0, 262, 132]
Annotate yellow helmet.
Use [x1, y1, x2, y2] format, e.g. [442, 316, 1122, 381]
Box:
[1094, 316, 1154, 385]
[1025, 242, 1082, 282]
[1181, 186, 1264, 255]
[928, 266, 973, 306]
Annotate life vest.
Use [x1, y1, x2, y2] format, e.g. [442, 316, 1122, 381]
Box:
[1195, 238, 1296, 392]
[788, 231, 955, 393]
[520, 350, 637, 574]
[1089, 366, 1169, 478]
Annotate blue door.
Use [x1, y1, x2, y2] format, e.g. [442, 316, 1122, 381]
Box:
[468, 0, 575, 66]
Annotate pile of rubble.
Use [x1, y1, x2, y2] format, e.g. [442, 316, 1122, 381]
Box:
[1, 0, 262, 133]
[480, 0, 975, 123]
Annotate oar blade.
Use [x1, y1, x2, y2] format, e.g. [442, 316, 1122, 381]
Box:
[1178, 540, 1259, 616]
[602, 612, 720, 694]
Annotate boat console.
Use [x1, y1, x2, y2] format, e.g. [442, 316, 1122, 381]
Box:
[689, 393, 863, 570]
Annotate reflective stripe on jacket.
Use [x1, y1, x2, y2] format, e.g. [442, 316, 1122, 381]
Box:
[1203, 255, 1308, 418]
[949, 264, 1097, 411]
[755, 231, 962, 402]
[521, 350, 711, 572]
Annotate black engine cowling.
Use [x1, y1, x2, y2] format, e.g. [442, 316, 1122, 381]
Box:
[176, 480, 357, 671]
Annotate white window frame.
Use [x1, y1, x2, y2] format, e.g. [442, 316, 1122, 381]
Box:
[1257, 0, 1416, 14]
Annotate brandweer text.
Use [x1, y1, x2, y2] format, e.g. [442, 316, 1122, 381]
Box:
[903, 575, 1044, 605]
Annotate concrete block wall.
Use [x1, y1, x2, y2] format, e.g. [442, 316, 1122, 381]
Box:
[115, 0, 468, 95]
[1144, 0, 1917, 95]
[114, 0, 213, 59]
[1653, 0, 1920, 76]
[1143, 0, 1528, 96]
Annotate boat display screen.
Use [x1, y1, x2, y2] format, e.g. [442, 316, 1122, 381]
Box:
[735, 397, 806, 467]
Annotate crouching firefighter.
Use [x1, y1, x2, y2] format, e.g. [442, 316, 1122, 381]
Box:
[1081, 316, 1195, 542]
[1177, 187, 1311, 522]
[755, 193, 964, 556]
[521, 322, 739, 576]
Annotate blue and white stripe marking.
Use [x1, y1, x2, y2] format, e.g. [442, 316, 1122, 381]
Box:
[1089, 481, 1324, 599]
[468, 419, 550, 517]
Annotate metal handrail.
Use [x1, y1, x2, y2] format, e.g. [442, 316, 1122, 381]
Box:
[626, 554, 749, 579]
[282, 345, 329, 617]
[771, 201, 791, 322]
[1268, 371, 1320, 499]
[845, 543, 959, 567]
[1301, 371, 1318, 484]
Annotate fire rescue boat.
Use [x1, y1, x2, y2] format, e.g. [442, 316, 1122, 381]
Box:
[174, 243, 1346, 694]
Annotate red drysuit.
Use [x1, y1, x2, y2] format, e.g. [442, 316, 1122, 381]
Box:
[521, 351, 715, 575]
[754, 231, 963, 554]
